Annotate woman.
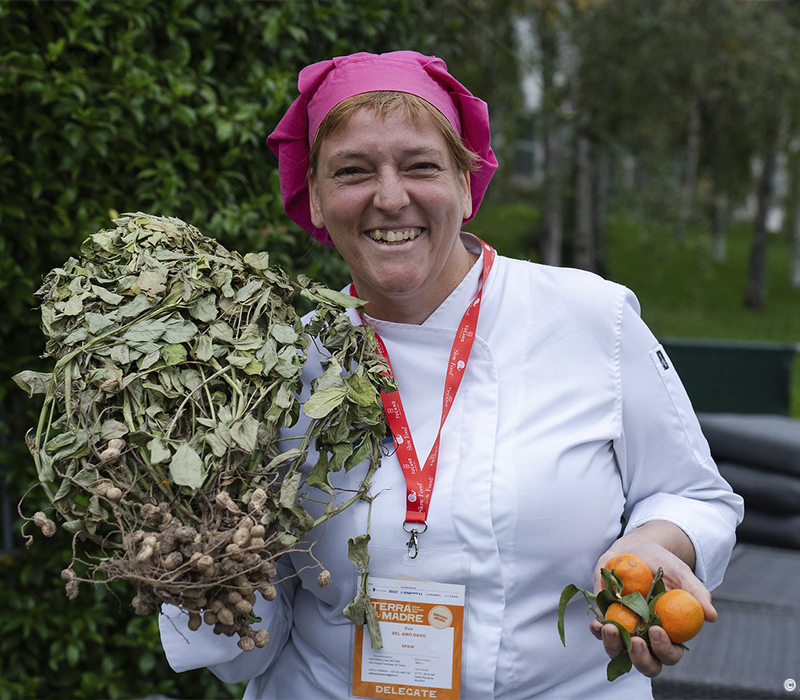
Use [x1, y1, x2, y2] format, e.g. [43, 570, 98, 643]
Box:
[159, 51, 743, 699]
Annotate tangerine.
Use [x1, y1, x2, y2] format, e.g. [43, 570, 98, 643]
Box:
[604, 602, 641, 634]
[603, 553, 654, 598]
[653, 589, 705, 644]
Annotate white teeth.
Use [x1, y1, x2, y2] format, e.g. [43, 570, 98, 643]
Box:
[368, 228, 421, 243]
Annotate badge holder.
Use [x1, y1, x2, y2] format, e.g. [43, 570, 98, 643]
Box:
[350, 546, 470, 700]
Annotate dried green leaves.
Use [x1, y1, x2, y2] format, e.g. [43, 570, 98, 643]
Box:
[20, 214, 309, 518]
[14, 213, 395, 646]
[343, 533, 383, 650]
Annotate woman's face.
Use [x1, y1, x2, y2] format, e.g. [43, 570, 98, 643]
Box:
[309, 107, 473, 323]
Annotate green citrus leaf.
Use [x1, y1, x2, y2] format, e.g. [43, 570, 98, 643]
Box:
[601, 567, 623, 596]
[595, 588, 616, 615]
[604, 620, 633, 651]
[619, 592, 650, 621]
[606, 651, 633, 681]
[648, 570, 667, 600]
[558, 584, 580, 645]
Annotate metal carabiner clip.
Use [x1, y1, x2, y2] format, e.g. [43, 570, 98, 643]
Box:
[403, 522, 428, 559]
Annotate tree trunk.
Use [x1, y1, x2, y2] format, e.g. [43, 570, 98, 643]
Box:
[791, 186, 800, 289]
[574, 130, 595, 271]
[593, 150, 611, 277]
[537, 7, 563, 267]
[712, 191, 728, 263]
[541, 110, 563, 266]
[790, 149, 800, 288]
[676, 96, 702, 239]
[745, 147, 779, 309]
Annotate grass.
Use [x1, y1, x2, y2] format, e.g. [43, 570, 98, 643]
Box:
[466, 201, 800, 417]
[604, 216, 800, 342]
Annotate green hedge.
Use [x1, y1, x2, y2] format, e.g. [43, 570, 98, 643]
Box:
[0, 1, 425, 697]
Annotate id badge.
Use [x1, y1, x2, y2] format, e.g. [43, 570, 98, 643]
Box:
[351, 547, 469, 700]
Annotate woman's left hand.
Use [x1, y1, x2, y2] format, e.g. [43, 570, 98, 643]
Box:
[588, 521, 717, 678]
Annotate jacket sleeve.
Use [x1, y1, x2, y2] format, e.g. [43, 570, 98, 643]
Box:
[158, 557, 298, 684]
[612, 290, 744, 590]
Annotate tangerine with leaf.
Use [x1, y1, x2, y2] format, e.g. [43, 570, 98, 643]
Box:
[604, 602, 642, 634]
[558, 554, 709, 681]
[602, 553, 654, 598]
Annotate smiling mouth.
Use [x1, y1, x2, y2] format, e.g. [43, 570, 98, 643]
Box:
[367, 228, 422, 244]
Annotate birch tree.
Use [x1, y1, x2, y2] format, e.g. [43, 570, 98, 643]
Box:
[528, 0, 567, 266]
[740, 1, 799, 309]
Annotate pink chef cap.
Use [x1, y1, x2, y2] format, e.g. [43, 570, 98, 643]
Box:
[267, 51, 498, 247]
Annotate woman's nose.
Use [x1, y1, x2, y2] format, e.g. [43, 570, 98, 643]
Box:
[373, 170, 410, 212]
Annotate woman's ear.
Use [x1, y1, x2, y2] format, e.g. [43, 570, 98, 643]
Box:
[460, 170, 473, 221]
[309, 175, 326, 229]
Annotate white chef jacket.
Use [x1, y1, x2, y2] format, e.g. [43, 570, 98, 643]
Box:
[160, 234, 744, 699]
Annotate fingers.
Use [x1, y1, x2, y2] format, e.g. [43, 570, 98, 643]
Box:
[591, 621, 684, 678]
[589, 618, 603, 641]
[590, 621, 628, 660]
[675, 577, 718, 622]
[629, 636, 663, 677]
[643, 626, 683, 671]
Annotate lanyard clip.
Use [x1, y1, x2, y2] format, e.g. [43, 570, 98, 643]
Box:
[403, 522, 427, 559]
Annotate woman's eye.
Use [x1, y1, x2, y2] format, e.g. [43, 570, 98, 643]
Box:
[334, 167, 364, 178]
[410, 162, 439, 172]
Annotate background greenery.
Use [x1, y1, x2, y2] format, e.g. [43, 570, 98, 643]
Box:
[468, 203, 800, 344]
[0, 0, 420, 697]
[1, 1, 798, 698]
[466, 203, 800, 417]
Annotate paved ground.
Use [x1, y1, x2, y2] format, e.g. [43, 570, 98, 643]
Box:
[652, 543, 800, 699]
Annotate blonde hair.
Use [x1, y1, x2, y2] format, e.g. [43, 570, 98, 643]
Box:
[309, 91, 479, 175]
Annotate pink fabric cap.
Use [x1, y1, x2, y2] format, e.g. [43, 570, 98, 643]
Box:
[267, 51, 498, 247]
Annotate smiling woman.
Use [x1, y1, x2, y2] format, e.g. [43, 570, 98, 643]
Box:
[159, 50, 743, 700]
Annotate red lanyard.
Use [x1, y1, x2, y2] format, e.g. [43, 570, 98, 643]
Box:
[352, 241, 496, 556]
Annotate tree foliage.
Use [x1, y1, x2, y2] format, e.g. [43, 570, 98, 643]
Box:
[577, 0, 800, 215]
[0, 0, 427, 697]
[526, 0, 800, 299]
